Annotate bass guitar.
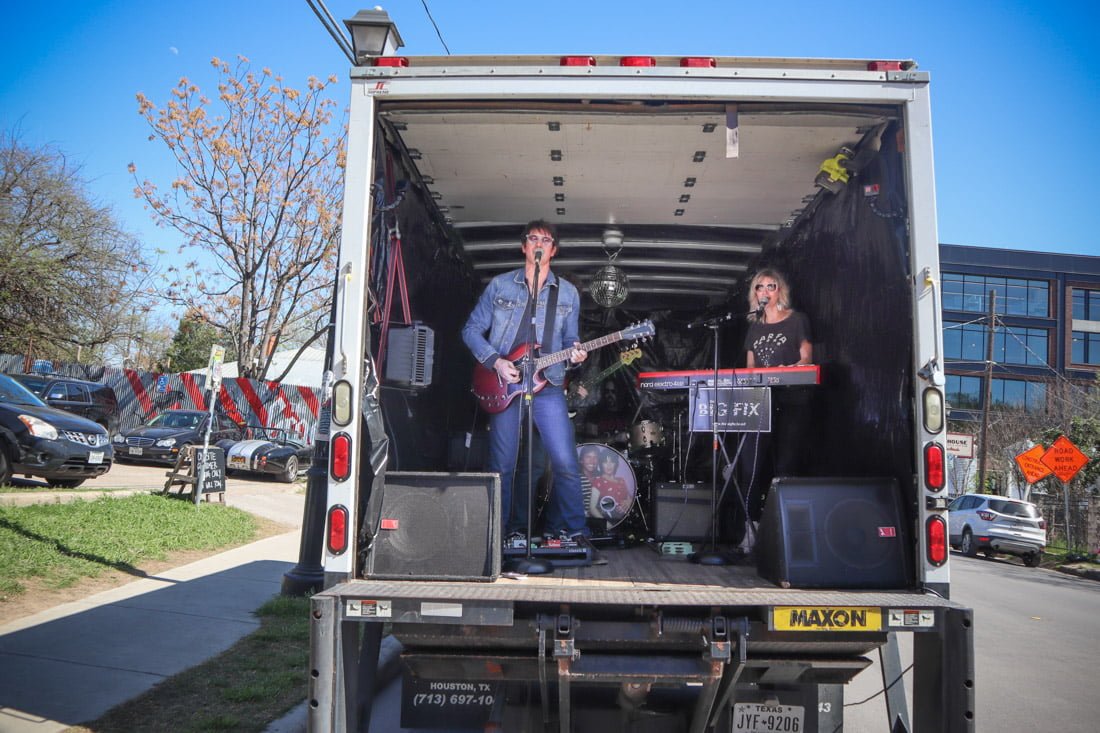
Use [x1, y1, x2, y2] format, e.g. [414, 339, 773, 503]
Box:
[471, 320, 655, 414]
[566, 347, 643, 411]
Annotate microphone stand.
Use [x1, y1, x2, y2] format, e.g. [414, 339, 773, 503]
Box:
[688, 311, 734, 565]
[506, 252, 552, 575]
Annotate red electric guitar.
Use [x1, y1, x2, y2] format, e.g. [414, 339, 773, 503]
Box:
[471, 320, 655, 414]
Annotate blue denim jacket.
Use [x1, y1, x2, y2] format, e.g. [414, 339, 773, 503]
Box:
[462, 268, 581, 387]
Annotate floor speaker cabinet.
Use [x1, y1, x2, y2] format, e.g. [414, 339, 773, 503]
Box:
[756, 477, 910, 589]
[654, 482, 714, 542]
[366, 472, 501, 581]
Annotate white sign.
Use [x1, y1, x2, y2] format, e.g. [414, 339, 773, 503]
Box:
[947, 433, 974, 458]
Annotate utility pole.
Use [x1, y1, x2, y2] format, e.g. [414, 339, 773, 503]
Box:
[977, 290, 996, 494]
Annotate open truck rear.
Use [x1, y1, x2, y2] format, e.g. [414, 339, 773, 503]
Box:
[308, 11, 973, 732]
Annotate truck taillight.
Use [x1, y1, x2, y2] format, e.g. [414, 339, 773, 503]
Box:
[331, 432, 351, 481]
[560, 56, 595, 66]
[922, 387, 944, 433]
[372, 57, 409, 67]
[680, 57, 716, 68]
[924, 442, 945, 491]
[327, 505, 349, 555]
[926, 516, 948, 566]
[620, 56, 656, 67]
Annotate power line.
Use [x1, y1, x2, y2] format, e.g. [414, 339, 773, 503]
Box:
[420, 0, 451, 54]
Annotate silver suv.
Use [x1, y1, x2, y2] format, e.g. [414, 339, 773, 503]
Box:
[948, 493, 1046, 567]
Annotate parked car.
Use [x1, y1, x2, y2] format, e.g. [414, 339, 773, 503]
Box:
[113, 409, 243, 465]
[0, 373, 112, 488]
[948, 492, 1046, 567]
[217, 426, 311, 483]
[8, 373, 120, 435]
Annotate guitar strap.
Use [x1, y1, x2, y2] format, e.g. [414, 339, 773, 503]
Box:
[539, 279, 560, 356]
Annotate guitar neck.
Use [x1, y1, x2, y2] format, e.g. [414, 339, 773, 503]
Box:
[536, 331, 623, 371]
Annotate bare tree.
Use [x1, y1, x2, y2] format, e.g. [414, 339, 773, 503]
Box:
[131, 56, 345, 380]
[0, 130, 151, 362]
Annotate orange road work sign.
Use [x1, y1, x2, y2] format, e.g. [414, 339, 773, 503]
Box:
[1014, 444, 1052, 485]
[1040, 435, 1090, 483]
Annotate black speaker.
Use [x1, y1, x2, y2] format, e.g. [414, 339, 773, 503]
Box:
[756, 477, 910, 589]
[654, 482, 713, 541]
[366, 472, 501, 581]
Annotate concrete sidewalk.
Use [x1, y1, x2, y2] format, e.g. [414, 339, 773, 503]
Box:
[0, 530, 300, 732]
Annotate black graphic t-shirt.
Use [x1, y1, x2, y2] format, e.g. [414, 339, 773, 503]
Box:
[743, 311, 811, 367]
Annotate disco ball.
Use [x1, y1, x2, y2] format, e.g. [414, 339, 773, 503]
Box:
[590, 264, 629, 308]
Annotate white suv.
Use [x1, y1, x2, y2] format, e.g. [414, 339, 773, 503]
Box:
[948, 493, 1046, 567]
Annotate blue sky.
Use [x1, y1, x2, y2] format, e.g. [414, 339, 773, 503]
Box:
[2, 0, 1097, 263]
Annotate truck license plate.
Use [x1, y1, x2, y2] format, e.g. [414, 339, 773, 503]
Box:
[88, 451, 104, 464]
[732, 703, 803, 732]
[128, 447, 143, 456]
[230, 455, 248, 468]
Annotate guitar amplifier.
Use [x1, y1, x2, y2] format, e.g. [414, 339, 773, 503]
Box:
[654, 482, 713, 542]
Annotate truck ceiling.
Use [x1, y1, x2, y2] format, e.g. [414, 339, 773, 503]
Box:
[378, 100, 897, 312]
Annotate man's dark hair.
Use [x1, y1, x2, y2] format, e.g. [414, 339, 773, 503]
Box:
[522, 219, 558, 247]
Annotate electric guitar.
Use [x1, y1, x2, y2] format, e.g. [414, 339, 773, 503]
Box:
[566, 347, 643, 411]
[471, 320, 655, 414]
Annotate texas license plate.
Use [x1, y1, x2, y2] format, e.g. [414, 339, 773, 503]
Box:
[732, 703, 804, 732]
[88, 451, 104, 464]
[128, 447, 143, 456]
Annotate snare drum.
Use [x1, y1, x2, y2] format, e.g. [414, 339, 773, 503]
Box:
[630, 420, 665, 455]
[577, 443, 636, 528]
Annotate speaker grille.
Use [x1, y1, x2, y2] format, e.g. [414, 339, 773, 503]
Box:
[757, 477, 910, 589]
[367, 472, 500, 581]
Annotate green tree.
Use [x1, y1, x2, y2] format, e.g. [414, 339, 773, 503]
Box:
[164, 311, 230, 372]
[0, 131, 151, 361]
[131, 57, 344, 381]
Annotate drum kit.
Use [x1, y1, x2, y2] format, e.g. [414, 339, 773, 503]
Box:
[575, 417, 675, 540]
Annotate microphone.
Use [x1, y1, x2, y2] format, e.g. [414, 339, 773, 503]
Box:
[534, 248, 544, 263]
[756, 296, 770, 317]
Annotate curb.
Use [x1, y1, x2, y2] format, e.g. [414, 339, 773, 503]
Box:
[1054, 563, 1100, 582]
[264, 634, 404, 732]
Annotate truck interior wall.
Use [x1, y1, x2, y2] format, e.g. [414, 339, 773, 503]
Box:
[767, 122, 916, 492]
[369, 134, 480, 471]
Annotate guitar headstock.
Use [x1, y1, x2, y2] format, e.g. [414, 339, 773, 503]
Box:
[620, 320, 656, 342]
[619, 347, 643, 366]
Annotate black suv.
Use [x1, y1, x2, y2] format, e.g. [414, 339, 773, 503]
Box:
[8, 373, 120, 435]
[0, 373, 113, 488]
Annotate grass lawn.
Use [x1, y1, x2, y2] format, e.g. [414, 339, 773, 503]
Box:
[0, 492, 259, 601]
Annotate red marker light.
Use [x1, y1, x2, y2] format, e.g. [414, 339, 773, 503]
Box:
[680, 57, 716, 68]
[331, 432, 351, 481]
[327, 505, 349, 555]
[867, 61, 903, 72]
[620, 56, 656, 67]
[924, 442, 945, 491]
[926, 516, 947, 566]
[372, 57, 409, 67]
[560, 56, 596, 66]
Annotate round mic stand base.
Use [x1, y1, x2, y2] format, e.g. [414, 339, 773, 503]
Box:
[504, 556, 554, 575]
[689, 548, 731, 566]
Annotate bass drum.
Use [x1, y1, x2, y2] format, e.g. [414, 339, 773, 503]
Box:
[577, 443, 637, 529]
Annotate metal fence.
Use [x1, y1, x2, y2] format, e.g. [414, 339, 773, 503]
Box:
[0, 355, 321, 445]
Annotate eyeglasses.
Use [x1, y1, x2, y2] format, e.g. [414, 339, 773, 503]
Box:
[525, 234, 554, 245]
[754, 282, 778, 292]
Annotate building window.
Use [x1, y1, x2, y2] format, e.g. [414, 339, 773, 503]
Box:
[942, 273, 1049, 317]
[946, 375, 1047, 411]
[946, 374, 982, 409]
[991, 378, 1046, 411]
[944, 322, 1048, 366]
[1071, 288, 1100, 321]
[1072, 331, 1100, 365]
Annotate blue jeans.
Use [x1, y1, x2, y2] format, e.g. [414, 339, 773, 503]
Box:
[489, 387, 586, 537]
